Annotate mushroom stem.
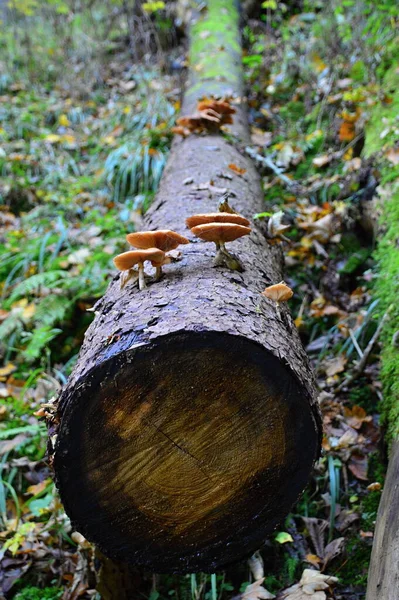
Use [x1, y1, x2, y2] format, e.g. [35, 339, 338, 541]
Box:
[214, 242, 244, 272]
[154, 265, 163, 281]
[138, 263, 146, 290]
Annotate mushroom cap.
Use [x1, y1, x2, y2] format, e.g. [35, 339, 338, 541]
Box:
[151, 255, 173, 268]
[126, 230, 190, 252]
[191, 222, 251, 244]
[186, 212, 250, 229]
[113, 248, 165, 270]
[197, 99, 236, 115]
[262, 283, 293, 303]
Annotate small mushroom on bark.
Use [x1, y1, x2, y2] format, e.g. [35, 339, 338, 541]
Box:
[190, 222, 251, 271]
[126, 230, 189, 252]
[150, 255, 173, 281]
[126, 230, 189, 279]
[262, 282, 294, 306]
[113, 248, 165, 291]
[186, 212, 250, 229]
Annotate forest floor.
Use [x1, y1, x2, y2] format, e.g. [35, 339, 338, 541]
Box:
[0, 2, 398, 599]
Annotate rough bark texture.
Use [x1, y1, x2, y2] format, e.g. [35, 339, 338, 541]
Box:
[52, 0, 321, 574]
[366, 441, 399, 600]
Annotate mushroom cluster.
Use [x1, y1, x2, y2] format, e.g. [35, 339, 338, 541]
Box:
[172, 96, 236, 137]
[113, 230, 189, 291]
[186, 211, 251, 272]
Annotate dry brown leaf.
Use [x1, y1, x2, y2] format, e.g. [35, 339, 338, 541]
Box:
[385, 147, 399, 165]
[0, 363, 17, 380]
[228, 163, 247, 175]
[0, 434, 28, 456]
[322, 537, 345, 569]
[339, 121, 356, 142]
[241, 579, 275, 599]
[312, 155, 332, 168]
[279, 569, 338, 600]
[26, 478, 52, 496]
[324, 355, 347, 377]
[348, 451, 368, 480]
[343, 405, 372, 430]
[305, 554, 322, 568]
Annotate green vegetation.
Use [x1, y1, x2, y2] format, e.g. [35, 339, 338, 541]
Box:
[363, 66, 399, 446]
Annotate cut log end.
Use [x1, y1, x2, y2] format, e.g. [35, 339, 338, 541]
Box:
[55, 331, 320, 573]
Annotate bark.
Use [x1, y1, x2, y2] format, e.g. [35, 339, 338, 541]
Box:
[366, 441, 399, 600]
[52, 0, 321, 575]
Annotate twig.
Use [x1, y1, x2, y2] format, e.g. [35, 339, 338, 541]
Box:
[335, 309, 390, 393]
[245, 146, 301, 192]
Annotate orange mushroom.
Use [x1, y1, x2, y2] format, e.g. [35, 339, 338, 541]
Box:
[126, 230, 189, 252]
[113, 248, 165, 291]
[126, 230, 189, 280]
[262, 282, 294, 306]
[186, 212, 250, 229]
[190, 222, 251, 271]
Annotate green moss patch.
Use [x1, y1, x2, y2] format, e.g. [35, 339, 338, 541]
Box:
[365, 65, 399, 446]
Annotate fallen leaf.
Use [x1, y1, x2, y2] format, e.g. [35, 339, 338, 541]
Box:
[324, 355, 347, 377]
[305, 554, 322, 568]
[339, 121, 356, 142]
[0, 434, 28, 455]
[228, 163, 246, 175]
[0, 363, 17, 380]
[348, 452, 368, 480]
[343, 405, 372, 430]
[241, 579, 275, 599]
[26, 478, 52, 496]
[385, 147, 399, 165]
[322, 537, 345, 569]
[367, 482, 382, 492]
[280, 569, 338, 600]
[312, 155, 331, 168]
[275, 531, 294, 544]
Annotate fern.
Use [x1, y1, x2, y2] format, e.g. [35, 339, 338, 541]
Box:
[0, 313, 24, 342]
[35, 295, 73, 327]
[8, 271, 68, 303]
[21, 326, 62, 362]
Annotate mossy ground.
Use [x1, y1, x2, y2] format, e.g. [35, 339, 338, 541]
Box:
[365, 66, 399, 446]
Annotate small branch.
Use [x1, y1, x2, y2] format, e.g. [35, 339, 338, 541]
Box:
[245, 146, 301, 192]
[335, 309, 391, 393]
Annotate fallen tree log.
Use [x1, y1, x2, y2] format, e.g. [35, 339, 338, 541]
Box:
[364, 66, 399, 600]
[52, 0, 321, 574]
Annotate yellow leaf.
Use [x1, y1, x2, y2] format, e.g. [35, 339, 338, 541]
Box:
[45, 134, 61, 143]
[27, 478, 52, 496]
[58, 114, 70, 127]
[311, 53, 327, 73]
[22, 303, 36, 320]
[0, 363, 17, 380]
[61, 134, 76, 144]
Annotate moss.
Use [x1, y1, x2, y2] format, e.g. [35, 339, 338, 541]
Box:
[339, 537, 371, 588]
[188, 0, 241, 100]
[364, 64, 399, 447]
[338, 248, 371, 275]
[364, 65, 399, 157]
[372, 183, 399, 445]
[279, 100, 305, 122]
[348, 382, 376, 413]
[14, 587, 62, 600]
